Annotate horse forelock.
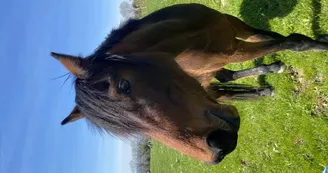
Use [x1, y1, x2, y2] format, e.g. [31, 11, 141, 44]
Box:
[74, 77, 145, 137]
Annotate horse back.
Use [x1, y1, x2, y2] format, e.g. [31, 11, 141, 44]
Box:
[97, 4, 234, 55]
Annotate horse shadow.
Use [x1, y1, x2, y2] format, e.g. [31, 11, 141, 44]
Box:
[312, 0, 325, 38]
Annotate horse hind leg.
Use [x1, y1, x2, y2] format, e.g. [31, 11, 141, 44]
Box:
[227, 33, 328, 65]
[224, 14, 285, 42]
[316, 34, 328, 42]
[225, 14, 328, 55]
[283, 33, 328, 52]
[215, 61, 286, 83]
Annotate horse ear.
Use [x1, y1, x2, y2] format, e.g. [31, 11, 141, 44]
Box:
[51, 52, 88, 78]
[61, 106, 84, 125]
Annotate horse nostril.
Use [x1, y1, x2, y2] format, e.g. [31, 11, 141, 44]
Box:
[207, 151, 225, 165]
[206, 129, 238, 156]
[217, 151, 225, 163]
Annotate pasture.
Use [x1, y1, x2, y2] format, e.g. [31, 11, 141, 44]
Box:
[135, 0, 328, 172]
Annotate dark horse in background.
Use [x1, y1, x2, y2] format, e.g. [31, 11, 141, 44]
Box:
[51, 3, 328, 164]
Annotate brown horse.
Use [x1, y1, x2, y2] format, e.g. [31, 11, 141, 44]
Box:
[51, 3, 328, 164]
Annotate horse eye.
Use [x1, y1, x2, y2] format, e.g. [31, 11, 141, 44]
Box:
[118, 79, 131, 95]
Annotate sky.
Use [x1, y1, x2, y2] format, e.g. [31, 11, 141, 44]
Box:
[0, 0, 132, 173]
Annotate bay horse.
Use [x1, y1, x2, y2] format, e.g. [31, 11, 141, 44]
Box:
[51, 3, 328, 164]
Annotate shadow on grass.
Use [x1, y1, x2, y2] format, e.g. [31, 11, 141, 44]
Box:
[239, 0, 298, 86]
[312, 0, 327, 37]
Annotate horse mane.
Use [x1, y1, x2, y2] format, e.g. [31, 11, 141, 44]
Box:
[93, 18, 141, 58]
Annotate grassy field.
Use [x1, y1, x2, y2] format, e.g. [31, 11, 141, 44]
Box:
[137, 0, 328, 172]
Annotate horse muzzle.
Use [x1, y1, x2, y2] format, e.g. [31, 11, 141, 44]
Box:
[204, 107, 240, 164]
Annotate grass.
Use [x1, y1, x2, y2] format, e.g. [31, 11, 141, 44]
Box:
[137, 0, 328, 172]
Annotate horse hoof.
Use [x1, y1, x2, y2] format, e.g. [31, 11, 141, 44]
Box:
[277, 63, 286, 73]
[266, 62, 286, 73]
[316, 34, 328, 43]
[258, 87, 275, 97]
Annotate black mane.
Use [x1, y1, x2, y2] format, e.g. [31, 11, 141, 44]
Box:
[91, 19, 141, 59]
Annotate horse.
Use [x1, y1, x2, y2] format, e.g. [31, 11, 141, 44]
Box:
[51, 3, 328, 164]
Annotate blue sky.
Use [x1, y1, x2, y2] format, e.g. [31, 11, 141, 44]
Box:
[0, 0, 132, 173]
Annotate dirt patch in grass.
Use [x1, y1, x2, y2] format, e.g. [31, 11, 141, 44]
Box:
[312, 89, 328, 117]
[288, 66, 310, 93]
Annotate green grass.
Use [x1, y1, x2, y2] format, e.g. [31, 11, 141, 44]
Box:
[138, 0, 328, 172]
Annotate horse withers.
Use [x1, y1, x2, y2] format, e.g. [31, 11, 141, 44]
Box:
[51, 3, 328, 164]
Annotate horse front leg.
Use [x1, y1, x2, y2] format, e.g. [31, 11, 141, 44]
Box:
[206, 84, 274, 101]
[214, 61, 286, 83]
